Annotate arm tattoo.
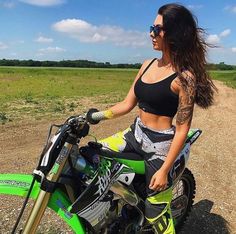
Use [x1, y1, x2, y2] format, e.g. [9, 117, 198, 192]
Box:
[176, 96, 194, 125]
[176, 76, 195, 126]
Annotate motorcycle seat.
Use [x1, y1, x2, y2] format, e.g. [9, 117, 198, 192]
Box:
[99, 147, 144, 161]
[80, 142, 144, 161]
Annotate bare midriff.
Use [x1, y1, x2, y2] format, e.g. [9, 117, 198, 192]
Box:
[139, 109, 173, 131]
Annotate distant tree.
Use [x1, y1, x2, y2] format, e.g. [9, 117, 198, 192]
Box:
[0, 59, 234, 70]
[218, 62, 234, 70]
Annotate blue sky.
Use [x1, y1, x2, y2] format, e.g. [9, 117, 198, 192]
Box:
[0, 0, 236, 64]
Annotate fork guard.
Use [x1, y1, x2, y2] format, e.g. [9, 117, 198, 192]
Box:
[0, 173, 85, 234]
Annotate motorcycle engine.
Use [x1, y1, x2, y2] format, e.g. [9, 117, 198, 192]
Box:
[92, 200, 119, 233]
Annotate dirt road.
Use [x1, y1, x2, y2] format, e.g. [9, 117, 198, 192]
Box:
[0, 81, 235, 233]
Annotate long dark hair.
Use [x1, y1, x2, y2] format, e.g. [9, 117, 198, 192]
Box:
[158, 3, 217, 108]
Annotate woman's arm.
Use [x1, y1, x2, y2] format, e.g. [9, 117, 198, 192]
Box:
[149, 72, 196, 191]
[97, 60, 151, 119]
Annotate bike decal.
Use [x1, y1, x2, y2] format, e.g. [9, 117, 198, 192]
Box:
[96, 170, 111, 196]
[80, 200, 111, 226]
[0, 180, 30, 187]
[56, 145, 70, 165]
[56, 199, 73, 219]
[0, 174, 85, 234]
[116, 172, 135, 185]
[51, 163, 60, 174]
[41, 133, 60, 167]
[95, 158, 121, 196]
[184, 145, 190, 155]
[98, 158, 112, 175]
[188, 129, 201, 144]
[70, 159, 124, 215]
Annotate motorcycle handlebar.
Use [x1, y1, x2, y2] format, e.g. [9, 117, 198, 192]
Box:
[66, 108, 105, 126]
[86, 108, 104, 125]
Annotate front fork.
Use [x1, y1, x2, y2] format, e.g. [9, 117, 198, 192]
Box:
[22, 141, 73, 234]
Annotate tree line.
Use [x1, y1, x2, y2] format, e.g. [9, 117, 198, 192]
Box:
[207, 62, 236, 70]
[0, 59, 141, 69]
[0, 59, 235, 70]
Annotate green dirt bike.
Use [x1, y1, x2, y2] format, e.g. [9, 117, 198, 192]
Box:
[0, 109, 201, 233]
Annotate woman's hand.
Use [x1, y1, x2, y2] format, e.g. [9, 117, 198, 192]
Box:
[149, 168, 169, 191]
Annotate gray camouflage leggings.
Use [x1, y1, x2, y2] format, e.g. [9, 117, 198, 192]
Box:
[99, 117, 176, 233]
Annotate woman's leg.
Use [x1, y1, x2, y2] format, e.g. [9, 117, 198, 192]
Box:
[99, 127, 134, 153]
[144, 158, 175, 234]
[99, 118, 176, 233]
[133, 117, 176, 234]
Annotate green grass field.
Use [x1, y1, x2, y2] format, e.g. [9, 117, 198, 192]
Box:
[0, 67, 136, 123]
[0, 67, 235, 124]
[210, 70, 236, 89]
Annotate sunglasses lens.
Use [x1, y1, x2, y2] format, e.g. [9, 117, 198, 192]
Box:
[150, 25, 162, 37]
[150, 26, 154, 33]
[150, 25, 161, 37]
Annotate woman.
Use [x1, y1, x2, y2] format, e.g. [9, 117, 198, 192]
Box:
[88, 3, 217, 234]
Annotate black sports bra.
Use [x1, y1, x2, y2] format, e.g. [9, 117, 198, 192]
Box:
[134, 58, 179, 117]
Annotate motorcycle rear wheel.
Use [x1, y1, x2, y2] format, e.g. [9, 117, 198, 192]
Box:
[118, 168, 196, 234]
[171, 168, 196, 231]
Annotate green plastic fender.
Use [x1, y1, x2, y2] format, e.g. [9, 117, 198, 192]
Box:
[0, 174, 85, 234]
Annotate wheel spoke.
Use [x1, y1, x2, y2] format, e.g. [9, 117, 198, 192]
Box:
[171, 168, 196, 229]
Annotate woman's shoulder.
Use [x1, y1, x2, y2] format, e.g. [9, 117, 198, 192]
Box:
[181, 69, 195, 79]
[142, 58, 157, 66]
[139, 58, 157, 73]
[174, 69, 196, 94]
[175, 69, 195, 83]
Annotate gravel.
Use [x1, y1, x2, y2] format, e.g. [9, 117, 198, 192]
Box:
[0, 81, 235, 233]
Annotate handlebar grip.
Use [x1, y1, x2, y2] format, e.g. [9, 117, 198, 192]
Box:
[86, 108, 102, 124]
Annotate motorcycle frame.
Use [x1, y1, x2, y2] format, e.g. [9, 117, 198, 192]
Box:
[0, 115, 201, 233]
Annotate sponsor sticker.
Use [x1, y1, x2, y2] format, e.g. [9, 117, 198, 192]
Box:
[0, 180, 30, 187]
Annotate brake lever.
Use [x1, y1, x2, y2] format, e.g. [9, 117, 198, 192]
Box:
[67, 114, 86, 125]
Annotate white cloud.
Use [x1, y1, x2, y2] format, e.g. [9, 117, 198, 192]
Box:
[35, 36, 53, 43]
[19, 0, 65, 7]
[39, 47, 66, 53]
[0, 42, 8, 50]
[206, 34, 220, 44]
[52, 19, 149, 47]
[232, 48, 236, 53]
[206, 29, 231, 44]
[220, 29, 231, 37]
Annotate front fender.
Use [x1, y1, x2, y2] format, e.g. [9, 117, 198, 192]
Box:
[0, 174, 85, 234]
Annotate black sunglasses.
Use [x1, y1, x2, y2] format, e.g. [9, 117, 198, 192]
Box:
[150, 25, 163, 37]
